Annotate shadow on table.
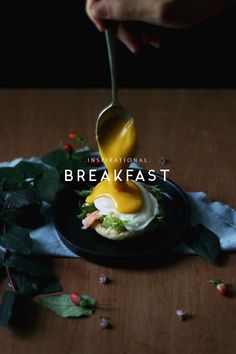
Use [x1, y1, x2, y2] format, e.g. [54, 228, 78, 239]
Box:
[80, 251, 193, 269]
[9, 299, 41, 336]
[8, 256, 56, 337]
[82, 247, 233, 270]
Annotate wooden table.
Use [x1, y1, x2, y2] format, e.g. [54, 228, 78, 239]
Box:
[0, 89, 236, 354]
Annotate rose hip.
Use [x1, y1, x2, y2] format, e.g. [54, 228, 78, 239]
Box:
[70, 292, 80, 305]
[68, 131, 78, 140]
[209, 279, 228, 297]
[63, 143, 74, 154]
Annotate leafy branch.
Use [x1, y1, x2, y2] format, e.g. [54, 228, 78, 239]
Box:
[0, 148, 96, 327]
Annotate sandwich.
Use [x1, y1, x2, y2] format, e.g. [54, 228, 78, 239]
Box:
[77, 182, 164, 241]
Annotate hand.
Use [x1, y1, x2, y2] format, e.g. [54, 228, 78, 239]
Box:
[86, 0, 165, 52]
[86, 0, 234, 52]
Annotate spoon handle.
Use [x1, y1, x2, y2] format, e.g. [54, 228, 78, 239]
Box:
[105, 25, 118, 105]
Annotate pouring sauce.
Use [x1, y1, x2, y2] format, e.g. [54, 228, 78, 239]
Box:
[86, 115, 143, 214]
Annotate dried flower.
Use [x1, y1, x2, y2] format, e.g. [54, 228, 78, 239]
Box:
[176, 309, 188, 321]
[99, 273, 109, 284]
[99, 317, 111, 329]
[159, 156, 167, 166]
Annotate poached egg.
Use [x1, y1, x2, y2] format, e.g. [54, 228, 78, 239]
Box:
[93, 182, 159, 231]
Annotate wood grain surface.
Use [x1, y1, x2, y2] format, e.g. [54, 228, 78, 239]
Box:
[0, 89, 236, 354]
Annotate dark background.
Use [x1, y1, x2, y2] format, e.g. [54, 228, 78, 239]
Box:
[0, 2, 235, 88]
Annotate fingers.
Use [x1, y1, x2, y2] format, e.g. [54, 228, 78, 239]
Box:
[87, 0, 235, 29]
[86, 0, 166, 32]
[149, 39, 161, 49]
[86, 0, 134, 31]
[86, 0, 106, 31]
[86, 1, 161, 53]
[117, 24, 142, 53]
[86, 0, 150, 25]
[117, 23, 161, 53]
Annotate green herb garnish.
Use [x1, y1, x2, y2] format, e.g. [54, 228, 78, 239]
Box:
[75, 187, 93, 198]
[149, 184, 164, 201]
[101, 212, 127, 232]
[77, 203, 97, 220]
[144, 213, 165, 233]
[75, 186, 96, 219]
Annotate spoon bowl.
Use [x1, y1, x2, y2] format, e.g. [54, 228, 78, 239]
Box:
[96, 103, 133, 143]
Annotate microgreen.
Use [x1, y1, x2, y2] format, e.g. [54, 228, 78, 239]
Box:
[75, 187, 94, 198]
[149, 184, 164, 201]
[77, 203, 97, 220]
[101, 213, 127, 232]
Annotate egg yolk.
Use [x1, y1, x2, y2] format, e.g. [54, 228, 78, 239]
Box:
[86, 115, 143, 214]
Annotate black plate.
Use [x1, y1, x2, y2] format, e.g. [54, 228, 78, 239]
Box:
[53, 169, 190, 267]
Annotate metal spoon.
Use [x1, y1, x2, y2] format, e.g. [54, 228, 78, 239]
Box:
[96, 26, 133, 144]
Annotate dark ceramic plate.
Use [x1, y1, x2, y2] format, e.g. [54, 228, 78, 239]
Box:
[53, 169, 190, 267]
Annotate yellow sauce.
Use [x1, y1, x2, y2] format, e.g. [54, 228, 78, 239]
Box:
[86, 115, 143, 213]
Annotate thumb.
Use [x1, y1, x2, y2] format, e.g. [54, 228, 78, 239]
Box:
[89, 0, 140, 22]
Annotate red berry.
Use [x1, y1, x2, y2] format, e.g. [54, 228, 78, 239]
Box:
[68, 131, 78, 140]
[216, 283, 227, 296]
[209, 279, 228, 297]
[63, 143, 74, 154]
[70, 292, 80, 305]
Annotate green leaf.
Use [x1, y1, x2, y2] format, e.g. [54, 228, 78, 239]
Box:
[186, 224, 221, 263]
[40, 279, 63, 295]
[15, 161, 44, 179]
[0, 291, 17, 327]
[75, 187, 93, 198]
[76, 135, 85, 145]
[42, 149, 95, 176]
[34, 167, 61, 202]
[3, 187, 41, 209]
[16, 160, 62, 202]
[80, 294, 97, 308]
[4, 254, 53, 278]
[41, 150, 71, 174]
[71, 150, 92, 161]
[5, 204, 45, 229]
[71, 150, 93, 170]
[0, 226, 33, 254]
[0, 249, 4, 266]
[0, 167, 24, 190]
[12, 271, 62, 296]
[39, 294, 94, 318]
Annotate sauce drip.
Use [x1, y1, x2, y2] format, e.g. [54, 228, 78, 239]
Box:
[86, 115, 143, 214]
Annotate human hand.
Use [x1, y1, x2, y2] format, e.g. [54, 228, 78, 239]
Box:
[86, 0, 164, 52]
[86, 0, 234, 52]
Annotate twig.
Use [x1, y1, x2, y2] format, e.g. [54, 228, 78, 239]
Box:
[5, 266, 16, 292]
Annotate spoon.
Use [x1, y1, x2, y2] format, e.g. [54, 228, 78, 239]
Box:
[96, 26, 133, 143]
